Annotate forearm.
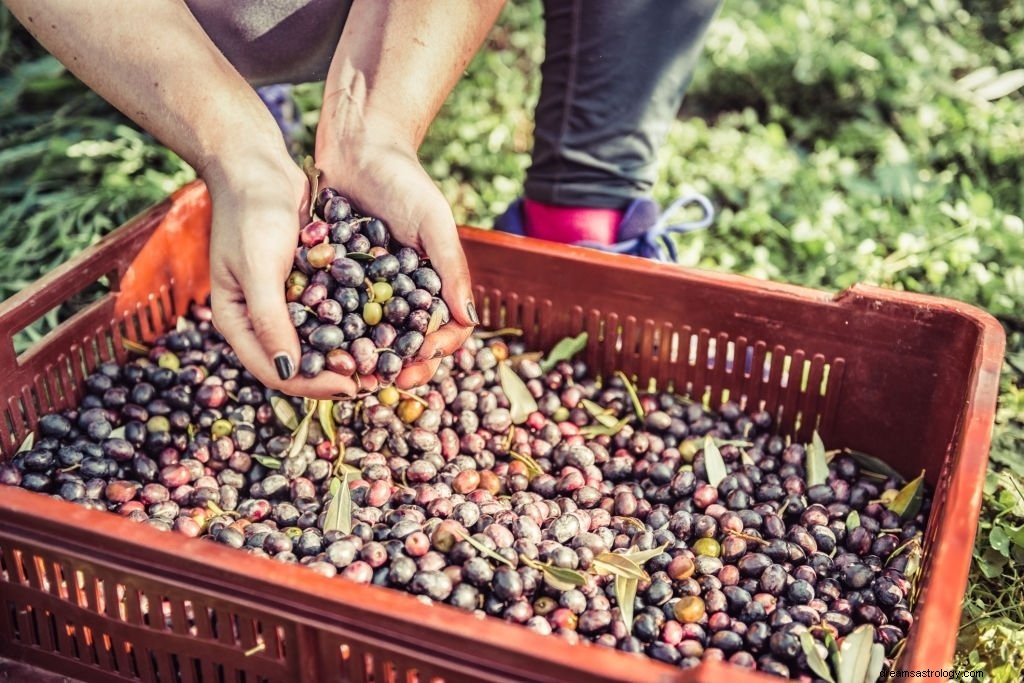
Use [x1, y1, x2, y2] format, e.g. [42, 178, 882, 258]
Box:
[5, 0, 291, 184]
[317, 0, 505, 154]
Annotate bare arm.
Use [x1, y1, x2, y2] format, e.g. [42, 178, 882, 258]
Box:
[5, 0, 365, 398]
[315, 0, 506, 386]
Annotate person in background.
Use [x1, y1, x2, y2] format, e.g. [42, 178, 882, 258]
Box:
[4, 0, 721, 397]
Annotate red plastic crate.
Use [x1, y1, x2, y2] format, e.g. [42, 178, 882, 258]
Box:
[0, 181, 1004, 681]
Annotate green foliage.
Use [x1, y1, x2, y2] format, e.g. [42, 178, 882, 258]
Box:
[2, 0, 1023, 671]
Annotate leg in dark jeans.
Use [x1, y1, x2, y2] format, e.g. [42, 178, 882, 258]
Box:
[527, 0, 723, 209]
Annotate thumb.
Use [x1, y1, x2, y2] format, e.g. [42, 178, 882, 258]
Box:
[419, 218, 478, 329]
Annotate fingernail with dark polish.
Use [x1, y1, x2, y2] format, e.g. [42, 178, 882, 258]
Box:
[333, 392, 354, 399]
[432, 348, 445, 360]
[274, 354, 294, 381]
[466, 302, 479, 326]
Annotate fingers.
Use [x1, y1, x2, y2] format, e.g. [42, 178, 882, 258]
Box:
[418, 212, 478, 329]
[396, 319, 474, 390]
[396, 360, 441, 390]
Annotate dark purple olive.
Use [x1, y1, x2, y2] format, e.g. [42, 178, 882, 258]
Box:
[309, 324, 345, 352]
[383, 297, 411, 326]
[405, 309, 432, 334]
[345, 234, 371, 254]
[411, 268, 442, 295]
[350, 338, 378, 376]
[376, 351, 403, 384]
[394, 331, 425, 359]
[323, 196, 352, 223]
[329, 258, 366, 287]
[300, 351, 326, 378]
[395, 247, 420, 274]
[406, 289, 433, 311]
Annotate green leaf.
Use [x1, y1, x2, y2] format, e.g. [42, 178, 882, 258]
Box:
[318, 400, 336, 445]
[108, 425, 126, 440]
[866, 643, 886, 683]
[454, 528, 515, 568]
[498, 362, 538, 424]
[15, 432, 34, 453]
[806, 431, 828, 487]
[621, 543, 670, 567]
[285, 404, 316, 460]
[888, 470, 926, 520]
[253, 455, 282, 470]
[346, 252, 373, 262]
[838, 625, 875, 683]
[615, 371, 645, 420]
[845, 449, 904, 482]
[846, 510, 861, 532]
[989, 525, 1012, 558]
[539, 564, 588, 591]
[703, 435, 727, 487]
[508, 450, 544, 479]
[579, 417, 629, 438]
[271, 396, 299, 431]
[592, 552, 649, 581]
[614, 575, 638, 632]
[539, 332, 588, 372]
[581, 399, 621, 428]
[323, 475, 353, 535]
[800, 632, 836, 683]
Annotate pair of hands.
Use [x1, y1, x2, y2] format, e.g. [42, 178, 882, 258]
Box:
[207, 135, 476, 400]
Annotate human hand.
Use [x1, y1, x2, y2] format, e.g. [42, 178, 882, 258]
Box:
[205, 156, 377, 399]
[315, 134, 477, 390]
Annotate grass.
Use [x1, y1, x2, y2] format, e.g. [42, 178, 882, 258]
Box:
[1, 0, 1022, 676]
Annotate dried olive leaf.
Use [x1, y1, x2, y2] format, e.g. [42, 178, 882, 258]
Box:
[474, 327, 524, 340]
[508, 450, 544, 479]
[498, 362, 538, 424]
[323, 474, 353, 535]
[824, 630, 841, 674]
[540, 332, 588, 373]
[800, 632, 836, 683]
[845, 448, 904, 482]
[806, 431, 829, 487]
[108, 426, 126, 440]
[703, 435, 728, 488]
[846, 510, 861, 532]
[888, 470, 926, 520]
[16, 432, 35, 453]
[318, 400, 337, 445]
[581, 399, 621, 428]
[592, 552, 649, 581]
[614, 575, 638, 632]
[579, 417, 629, 438]
[285, 407, 315, 460]
[623, 543, 670, 567]
[539, 564, 588, 591]
[615, 371, 646, 420]
[425, 307, 445, 336]
[302, 155, 320, 218]
[838, 625, 874, 683]
[122, 338, 151, 355]
[270, 396, 300, 431]
[253, 455, 282, 470]
[455, 528, 515, 568]
[615, 516, 647, 533]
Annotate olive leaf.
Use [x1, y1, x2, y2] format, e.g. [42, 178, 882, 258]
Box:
[498, 362, 538, 424]
[454, 528, 515, 568]
[806, 431, 829, 487]
[285, 404, 316, 460]
[108, 425, 127, 440]
[615, 517, 648, 533]
[838, 625, 875, 683]
[270, 396, 299, 431]
[579, 417, 630, 438]
[800, 632, 836, 683]
[540, 332, 588, 373]
[346, 252, 374, 263]
[16, 432, 35, 453]
[740, 450, 756, 466]
[426, 307, 445, 336]
[581, 399, 621, 428]
[614, 575, 638, 632]
[592, 552, 649, 581]
[175, 316, 189, 333]
[323, 474, 353, 535]
[615, 371, 646, 420]
[845, 449, 904, 482]
[887, 470, 926, 520]
[474, 327, 523, 340]
[318, 400, 336, 445]
[122, 338, 151, 355]
[302, 155, 320, 219]
[824, 630, 841, 674]
[521, 556, 588, 590]
[253, 455, 282, 470]
[703, 435, 728, 487]
[846, 510, 861, 532]
[622, 543, 670, 567]
[508, 450, 544, 479]
[866, 643, 886, 683]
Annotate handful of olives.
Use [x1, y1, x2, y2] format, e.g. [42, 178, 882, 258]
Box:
[286, 187, 449, 384]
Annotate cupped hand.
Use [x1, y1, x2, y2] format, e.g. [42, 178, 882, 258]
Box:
[315, 139, 477, 389]
[205, 159, 376, 399]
